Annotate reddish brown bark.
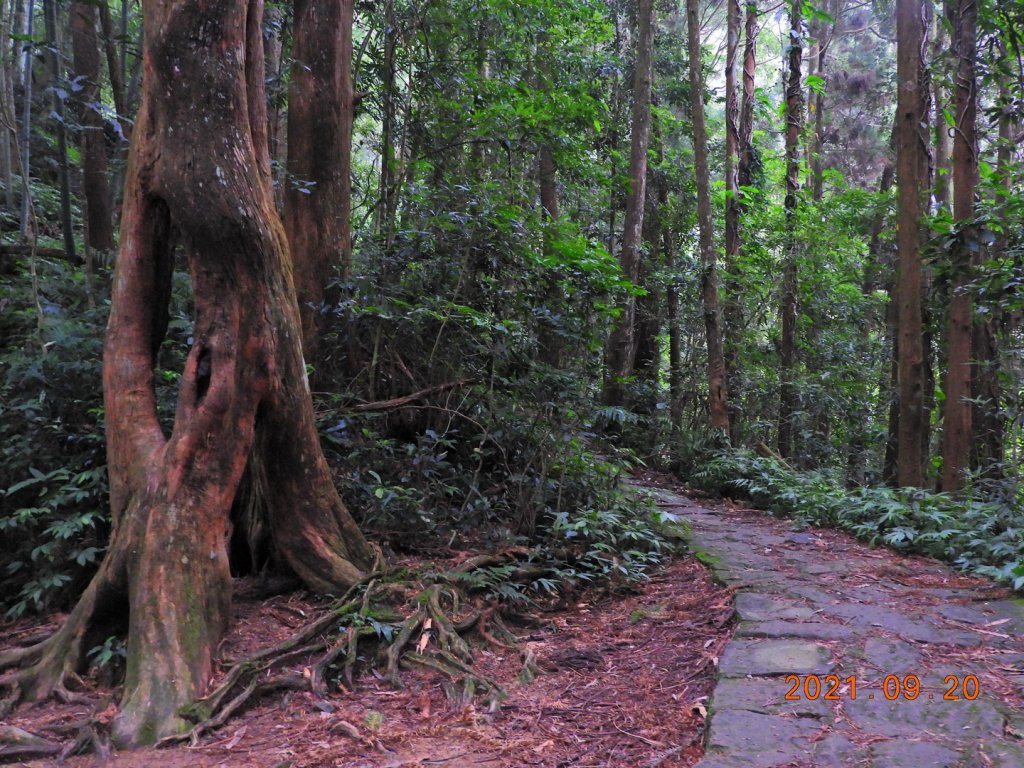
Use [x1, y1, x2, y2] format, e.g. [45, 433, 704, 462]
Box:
[1, 0, 375, 747]
[895, 0, 928, 487]
[940, 0, 977, 492]
[778, 0, 803, 459]
[687, 0, 729, 435]
[284, 0, 355, 355]
[738, 0, 757, 194]
[71, 1, 114, 252]
[603, 0, 655, 406]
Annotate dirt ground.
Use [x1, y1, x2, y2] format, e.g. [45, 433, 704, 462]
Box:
[1, 543, 733, 767]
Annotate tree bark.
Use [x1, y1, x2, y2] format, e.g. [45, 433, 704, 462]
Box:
[932, 10, 951, 213]
[778, 0, 803, 458]
[602, 0, 655, 406]
[42, 0, 76, 263]
[634, 160, 661, 387]
[0, 0, 15, 211]
[17, 0, 32, 239]
[940, 0, 976, 492]
[378, 0, 398, 246]
[263, 2, 286, 205]
[1, 0, 376, 746]
[809, 0, 840, 202]
[284, 0, 355, 356]
[536, 30, 562, 368]
[687, 0, 729, 435]
[969, 53, 1011, 477]
[723, 0, 742, 439]
[97, 1, 127, 122]
[70, 0, 114, 252]
[895, 0, 928, 487]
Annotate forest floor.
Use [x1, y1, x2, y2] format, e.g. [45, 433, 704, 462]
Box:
[1, 505, 732, 768]
[6, 473, 1024, 767]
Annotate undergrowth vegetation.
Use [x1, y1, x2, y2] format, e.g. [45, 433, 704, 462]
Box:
[0, 212, 677, 617]
[691, 449, 1024, 589]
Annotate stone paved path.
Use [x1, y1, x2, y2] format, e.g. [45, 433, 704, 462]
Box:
[646, 485, 1024, 768]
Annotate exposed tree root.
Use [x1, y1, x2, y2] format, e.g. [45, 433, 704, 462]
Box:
[2, 561, 538, 754]
[0, 724, 62, 762]
[157, 570, 527, 746]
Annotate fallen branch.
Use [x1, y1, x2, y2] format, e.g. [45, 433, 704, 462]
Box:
[753, 441, 793, 470]
[347, 379, 475, 413]
[0, 244, 82, 265]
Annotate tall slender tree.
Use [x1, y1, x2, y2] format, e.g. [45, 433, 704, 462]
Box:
[895, 0, 928, 487]
[778, 0, 803, 458]
[687, 0, 729, 434]
[0, 0, 13, 211]
[17, 0, 33, 239]
[940, 0, 977, 492]
[723, 0, 742, 437]
[42, 0, 75, 262]
[932, 9, 951, 213]
[71, 0, 114, 251]
[969, 29, 1007, 476]
[603, 0, 655, 406]
[284, 0, 356, 356]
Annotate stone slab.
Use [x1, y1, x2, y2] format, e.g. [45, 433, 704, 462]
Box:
[733, 592, 818, 622]
[821, 603, 983, 646]
[705, 710, 821, 768]
[843, 692, 1005, 739]
[868, 740, 961, 768]
[862, 637, 921, 674]
[719, 639, 833, 677]
[735, 620, 858, 641]
[710, 676, 831, 718]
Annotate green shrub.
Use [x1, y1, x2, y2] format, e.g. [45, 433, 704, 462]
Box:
[691, 450, 1024, 590]
[1, 259, 110, 615]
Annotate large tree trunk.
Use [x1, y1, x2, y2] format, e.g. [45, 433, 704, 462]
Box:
[602, 0, 654, 407]
[895, 0, 929, 487]
[284, 0, 355, 356]
[1, 0, 375, 747]
[940, 0, 976, 492]
[70, 0, 114, 252]
[687, 0, 729, 435]
[778, 0, 803, 458]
